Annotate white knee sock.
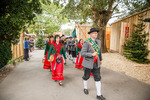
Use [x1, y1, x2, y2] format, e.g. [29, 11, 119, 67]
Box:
[83, 80, 88, 89]
[75, 58, 76, 62]
[95, 81, 101, 96]
[73, 58, 76, 63]
[63, 57, 66, 63]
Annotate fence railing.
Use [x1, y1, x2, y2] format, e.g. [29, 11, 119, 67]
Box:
[0, 56, 24, 74]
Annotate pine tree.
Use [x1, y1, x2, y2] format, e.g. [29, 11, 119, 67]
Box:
[35, 35, 45, 49]
[123, 15, 150, 63]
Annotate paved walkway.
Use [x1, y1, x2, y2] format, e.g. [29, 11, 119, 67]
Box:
[0, 50, 150, 100]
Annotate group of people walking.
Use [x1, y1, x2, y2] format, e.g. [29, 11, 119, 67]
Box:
[65, 36, 84, 68]
[43, 28, 106, 100]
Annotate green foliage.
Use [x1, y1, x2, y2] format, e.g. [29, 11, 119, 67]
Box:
[27, 2, 68, 35]
[123, 16, 150, 63]
[143, 18, 150, 22]
[59, 0, 122, 23]
[58, 0, 123, 52]
[0, 0, 42, 44]
[63, 28, 72, 36]
[123, 0, 150, 15]
[0, 41, 12, 69]
[35, 35, 45, 49]
[58, 0, 149, 25]
[0, 0, 42, 69]
[58, 0, 149, 53]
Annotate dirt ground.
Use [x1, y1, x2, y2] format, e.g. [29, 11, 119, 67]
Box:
[102, 53, 150, 85]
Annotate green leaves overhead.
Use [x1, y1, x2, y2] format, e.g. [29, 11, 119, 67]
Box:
[60, 0, 122, 21]
[123, 0, 150, 15]
[0, 0, 42, 44]
[28, 1, 68, 35]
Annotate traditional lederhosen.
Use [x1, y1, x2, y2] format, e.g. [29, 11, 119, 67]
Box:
[82, 38, 102, 81]
[65, 40, 69, 56]
[67, 40, 72, 60]
[71, 39, 78, 58]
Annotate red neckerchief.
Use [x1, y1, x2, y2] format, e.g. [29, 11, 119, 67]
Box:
[49, 41, 54, 46]
[78, 43, 83, 49]
[53, 42, 61, 54]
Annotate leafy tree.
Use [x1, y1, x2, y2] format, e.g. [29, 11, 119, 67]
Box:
[63, 28, 72, 36]
[124, 0, 150, 15]
[0, 0, 42, 44]
[35, 35, 45, 49]
[0, 0, 42, 68]
[123, 15, 149, 63]
[53, 0, 149, 52]
[27, 2, 68, 35]
[54, 0, 123, 52]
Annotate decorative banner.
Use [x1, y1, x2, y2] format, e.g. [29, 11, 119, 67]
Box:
[106, 34, 110, 40]
[125, 27, 129, 33]
[72, 28, 76, 38]
[125, 27, 129, 38]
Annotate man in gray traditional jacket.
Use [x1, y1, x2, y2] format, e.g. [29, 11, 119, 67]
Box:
[81, 28, 106, 100]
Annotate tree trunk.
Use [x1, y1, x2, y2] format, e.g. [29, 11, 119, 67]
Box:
[96, 11, 112, 53]
[98, 26, 107, 53]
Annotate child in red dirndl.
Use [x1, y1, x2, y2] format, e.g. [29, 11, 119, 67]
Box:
[75, 39, 83, 69]
[43, 36, 54, 70]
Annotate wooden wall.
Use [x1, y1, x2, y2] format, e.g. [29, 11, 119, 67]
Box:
[76, 23, 92, 41]
[110, 22, 121, 52]
[11, 32, 24, 59]
[110, 8, 150, 58]
[76, 22, 111, 50]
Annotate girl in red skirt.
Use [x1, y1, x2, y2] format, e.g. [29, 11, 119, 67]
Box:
[43, 35, 54, 71]
[47, 35, 67, 86]
[75, 39, 84, 69]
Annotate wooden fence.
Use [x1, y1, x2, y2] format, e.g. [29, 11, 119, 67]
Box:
[11, 32, 24, 59]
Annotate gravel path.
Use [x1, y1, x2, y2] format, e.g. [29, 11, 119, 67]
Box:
[102, 53, 150, 85]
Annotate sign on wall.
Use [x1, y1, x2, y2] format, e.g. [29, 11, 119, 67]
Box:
[125, 27, 129, 38]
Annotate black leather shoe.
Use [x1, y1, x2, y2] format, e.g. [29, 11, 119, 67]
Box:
[84, 89, 89, 95]
[97, 95, 106, 100]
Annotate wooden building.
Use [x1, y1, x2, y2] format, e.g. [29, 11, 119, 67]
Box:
[110, 8, 150, 58]
[75, 22, 111, 50]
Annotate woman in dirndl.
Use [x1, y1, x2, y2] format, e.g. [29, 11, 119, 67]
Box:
[47, 35, 67, 86]
[75, 39, 84, 69]
[43, 35, 54, 71]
